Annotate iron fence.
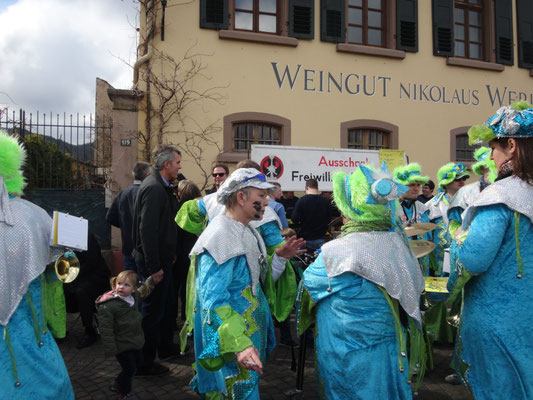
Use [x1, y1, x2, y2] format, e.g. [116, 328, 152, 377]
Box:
[0, 108, 112, 189]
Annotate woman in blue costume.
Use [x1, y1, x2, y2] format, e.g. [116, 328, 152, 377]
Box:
[175, 161, 296, 352]
[447, 102, 533, 400]
[190, 168, 305, 400]
[0, 131, 74, 399]
[297, 163, 426, 400]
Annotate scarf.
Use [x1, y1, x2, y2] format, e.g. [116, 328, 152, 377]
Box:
[340, 218, 392, 237]
[496, 159, 514, 182]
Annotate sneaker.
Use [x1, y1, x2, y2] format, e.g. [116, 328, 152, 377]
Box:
[135, 362, 169, 377]
[119, 392, 137, 399]
[445, 373, 461, 385]
[76, 334, 97, 349]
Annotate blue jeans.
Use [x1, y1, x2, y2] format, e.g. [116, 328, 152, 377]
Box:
[304, 238, 325, 251]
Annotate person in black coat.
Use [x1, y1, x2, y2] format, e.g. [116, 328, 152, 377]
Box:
[63, 230, 110, 348]
[131, 145, 181, 376]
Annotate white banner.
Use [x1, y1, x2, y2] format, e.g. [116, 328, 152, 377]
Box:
[251, 145, 381, 191]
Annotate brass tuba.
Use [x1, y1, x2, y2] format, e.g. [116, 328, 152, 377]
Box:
[54, 250, 80, 283]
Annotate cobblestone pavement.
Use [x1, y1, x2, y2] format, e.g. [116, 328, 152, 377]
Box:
[59, 314, 473, 400]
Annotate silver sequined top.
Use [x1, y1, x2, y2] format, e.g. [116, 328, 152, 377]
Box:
[0, 181, 62, 326]
[321, 230, 425, 327]
[190, 214, 267, 295]
[448, 181, 481, 216]
[463, 176, 533, 229]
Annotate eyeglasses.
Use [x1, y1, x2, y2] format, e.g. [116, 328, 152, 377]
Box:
[242, 173, 266, 183]
[454, 177, 468, 182]
[212, 173, 227, 178]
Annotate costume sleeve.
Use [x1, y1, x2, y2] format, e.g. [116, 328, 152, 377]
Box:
[97, 303, 118, 357]
[458, 204, 510, 275]
[261, 232, 297, 322]
[259, 221, 284, 247]
[175, 199, 206, 235]
[196, 253, 253, 372]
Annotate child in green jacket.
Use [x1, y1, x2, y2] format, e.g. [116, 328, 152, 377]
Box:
[97, 270, 161, 399]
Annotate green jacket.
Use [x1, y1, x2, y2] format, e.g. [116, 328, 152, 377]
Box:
[96, 277, 155, 356]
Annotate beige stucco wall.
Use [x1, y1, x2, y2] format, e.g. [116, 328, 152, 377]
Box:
[136, 0, 532, 187]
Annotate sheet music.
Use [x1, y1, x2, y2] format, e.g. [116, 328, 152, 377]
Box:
[50, 211, 88, 251]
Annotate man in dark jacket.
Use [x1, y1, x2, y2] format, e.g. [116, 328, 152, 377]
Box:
[106, 161, 151, 272]
[132, 145, 181, 376]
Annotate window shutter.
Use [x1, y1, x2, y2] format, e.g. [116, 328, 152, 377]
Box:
[432, 0, 454, 57]
[320, 0, 345, 43]
[200, 0, 228, 30]
[517, 0, 533, 69]
[396, 0, 418, 52]
[289, 0, 315, 39]
[494, 0, 514, 65]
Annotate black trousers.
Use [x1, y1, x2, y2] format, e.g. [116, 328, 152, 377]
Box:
[116, 349, 142, 395]
[141, 266, 174, 367]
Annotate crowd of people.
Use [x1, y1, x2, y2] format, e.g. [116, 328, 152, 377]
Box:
[1, 102, 532, 400]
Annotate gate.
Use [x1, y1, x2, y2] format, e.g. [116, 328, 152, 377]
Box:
[0, 108, 112, 248]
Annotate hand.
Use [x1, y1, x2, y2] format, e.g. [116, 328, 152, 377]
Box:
[275, 235, 306, 260]
[236, 346, 263, 375]
[151, 269, 164, 284]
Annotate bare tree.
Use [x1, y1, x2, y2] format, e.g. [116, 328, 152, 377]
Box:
[134, 1, 227, 190]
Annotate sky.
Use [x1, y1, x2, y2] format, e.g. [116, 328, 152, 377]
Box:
[0, 0, 139, 117]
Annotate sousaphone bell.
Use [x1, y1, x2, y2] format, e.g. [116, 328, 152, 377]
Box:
[54, 250, 80, 283]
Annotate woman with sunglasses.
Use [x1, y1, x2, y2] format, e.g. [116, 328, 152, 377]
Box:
[447, 102, 533, 399]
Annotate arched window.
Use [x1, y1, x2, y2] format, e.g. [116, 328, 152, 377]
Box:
[219, 112, 291, 162]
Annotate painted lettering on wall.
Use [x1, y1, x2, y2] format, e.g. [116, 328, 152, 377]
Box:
[270, 62, 533, 107]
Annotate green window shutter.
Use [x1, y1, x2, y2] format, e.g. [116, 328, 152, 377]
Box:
[517, 0, 533, 69]
[289, 0, 315, 39]
[320, 0, 345, 43]
[396, 0, 418, 52]
[200, 0, 228, 30]
[432, 0, 454, 57]
[494, 0, 514, 65]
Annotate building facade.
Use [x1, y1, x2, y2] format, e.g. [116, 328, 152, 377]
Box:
[133, 0, 533, 188]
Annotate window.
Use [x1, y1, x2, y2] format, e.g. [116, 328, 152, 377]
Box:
[454, 1, 483, 60]
[321, 0, 418, 57]
[432, 0, 514, 67]
[233, 122, 281, 150]
[200, 0, 315, 41]
[348, 128, 389, 149]
[234, 0, 278, 34]
[455, 133, 476, 161]
[340, 119, 399, 149]
[347, 0, 386, 47]
[220, 112, 291, 162]
[450, 127, 478, 163]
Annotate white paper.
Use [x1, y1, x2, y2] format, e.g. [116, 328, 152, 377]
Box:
[443, 249, 451, 274]
[50, 211, 88, 251]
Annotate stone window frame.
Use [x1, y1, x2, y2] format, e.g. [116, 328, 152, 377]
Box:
[340, 119, 399, 149]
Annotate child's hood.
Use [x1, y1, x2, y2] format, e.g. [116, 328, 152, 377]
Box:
[96, 290, 116, 305]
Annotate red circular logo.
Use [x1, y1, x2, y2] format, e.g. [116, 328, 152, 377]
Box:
[260, 156, 284, 179]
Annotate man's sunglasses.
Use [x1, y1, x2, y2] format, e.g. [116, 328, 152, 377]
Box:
[212, 173, 227, 177]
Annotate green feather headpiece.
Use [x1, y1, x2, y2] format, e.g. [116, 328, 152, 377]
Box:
[471, 147, 497, 179]
[332, 163, 408, 225]
[437, 162, 470, 189]
[392, 163, 429, 185]
[0, 130, 27, 195]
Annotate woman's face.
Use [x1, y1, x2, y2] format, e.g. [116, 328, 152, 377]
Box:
[490, 140, 515, 170]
